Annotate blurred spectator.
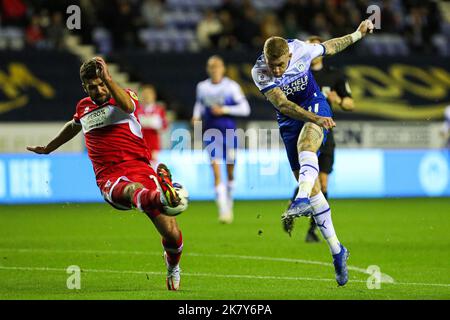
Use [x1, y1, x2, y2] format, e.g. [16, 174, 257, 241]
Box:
[283, 12, 299, 39]
[141, 0, 165, 28]
[1, 0, 28, 27]
[311, 13, 331, 39]
[196, 10, 223, 49]
[137, 84, 168, 167]
[47, 12, 67, 50]
[260, 13, 283, 39]
[379, 0, 403, 33]
[236, 5, 261, 48]
[217, 9, 237, 49]
[25, 15, 45, 48]
[404, 2, 441, 53]
[0, 0, 448, 54]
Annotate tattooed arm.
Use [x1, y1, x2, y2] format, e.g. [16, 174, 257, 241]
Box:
[322, 19, 374, 56]
[264, 87, 336, 130]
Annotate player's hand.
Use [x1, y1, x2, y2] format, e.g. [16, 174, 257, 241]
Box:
[191, 117, 201, 126]
[357, 19, 374, 37]
[26, 145, 50, 154]
[327, 91, 342, 105]
[211, 105, 225, 116]
[314, 116, 336, 130]
[93, 57, 112, 82]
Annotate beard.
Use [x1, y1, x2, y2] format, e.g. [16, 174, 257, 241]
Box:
[93, 93, 111, 105]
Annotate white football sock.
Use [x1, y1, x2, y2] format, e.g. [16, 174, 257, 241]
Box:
[310, 192, 341, 255]
[227, 180, 234, 212]
[215, 183, 228, 216]
[296, 151, 319, 199]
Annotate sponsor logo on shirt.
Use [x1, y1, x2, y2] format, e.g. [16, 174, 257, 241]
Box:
[281, 74, 309, 96]
[80, 106, 112, 132]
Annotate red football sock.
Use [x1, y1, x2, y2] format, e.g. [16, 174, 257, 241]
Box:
[132, 188, 162, 213]
[162, 231, 183, 267]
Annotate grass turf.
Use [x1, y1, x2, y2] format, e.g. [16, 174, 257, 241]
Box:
[0, 198, 449, 300]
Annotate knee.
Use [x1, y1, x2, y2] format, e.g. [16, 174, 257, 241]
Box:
[297, 139, 316, 152]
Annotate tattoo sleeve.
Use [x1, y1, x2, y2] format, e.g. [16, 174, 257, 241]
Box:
[322, 34, 354, 56]
[264, 87, 317, 123]
[299, 123, 324, 150]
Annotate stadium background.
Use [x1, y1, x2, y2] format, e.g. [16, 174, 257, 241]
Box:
[1, 0, 450, 301]
[1, 0, 449, 203]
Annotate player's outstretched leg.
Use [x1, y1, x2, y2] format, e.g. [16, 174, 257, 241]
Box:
[288, 186, 320, 242]
[117, 164, 186, 290]
[152, 214, 183, 291]
[282, 123, 323, 234]
[309, 182, 349, 286]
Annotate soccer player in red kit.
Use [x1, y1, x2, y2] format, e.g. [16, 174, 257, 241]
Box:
[27, 57, 186, 290]
[136, 84, 168, 167]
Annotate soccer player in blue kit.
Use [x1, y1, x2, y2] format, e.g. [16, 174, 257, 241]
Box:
[192, 55, 251, 223]
[251, 20, 374, 286]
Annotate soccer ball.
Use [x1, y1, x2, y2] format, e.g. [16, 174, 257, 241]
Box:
[174, 183, 189, 203]
[163, 183, 189, 216]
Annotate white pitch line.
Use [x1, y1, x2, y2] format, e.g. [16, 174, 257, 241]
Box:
[0, 247, 395, 283]
[0, 265, 449, 288]
[0, 265, 340, 283]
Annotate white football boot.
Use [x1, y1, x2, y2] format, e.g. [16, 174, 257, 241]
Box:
[164, 252, 181, 291]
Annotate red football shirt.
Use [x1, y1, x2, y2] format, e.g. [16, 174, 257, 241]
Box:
[73, 89, 151, 180]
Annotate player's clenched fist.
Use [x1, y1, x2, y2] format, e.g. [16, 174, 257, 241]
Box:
[357, 19, 374, 37]
[314, 116, 336, 130]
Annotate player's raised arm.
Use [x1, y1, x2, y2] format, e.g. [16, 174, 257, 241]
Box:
[322, 19, 374, 56]
[26, 120, 81, 154]
[264, 87, 335, 130]
[94, 57, 135, 113]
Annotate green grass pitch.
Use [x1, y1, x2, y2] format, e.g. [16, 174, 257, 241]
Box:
[0, 198, 449, 300]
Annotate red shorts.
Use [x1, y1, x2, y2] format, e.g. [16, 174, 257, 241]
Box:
[97, 159, 160, 217]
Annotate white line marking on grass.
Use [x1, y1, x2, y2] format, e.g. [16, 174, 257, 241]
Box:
[0, 247, 395, 283]
[0, 265, 363, 284]
[0, 265, 449, 288]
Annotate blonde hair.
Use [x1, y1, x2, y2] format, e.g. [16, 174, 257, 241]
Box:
[263, 36, 289, 60]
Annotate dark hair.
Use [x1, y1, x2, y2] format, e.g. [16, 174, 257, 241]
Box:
[79, 59, 98, 83]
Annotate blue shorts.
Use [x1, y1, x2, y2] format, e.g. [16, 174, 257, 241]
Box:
[203, 127, 237, 164]
[279, 93, 332, 172]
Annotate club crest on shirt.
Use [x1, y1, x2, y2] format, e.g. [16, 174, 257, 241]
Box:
[129, 90, 139, 101]
[295, 62, 306, 73]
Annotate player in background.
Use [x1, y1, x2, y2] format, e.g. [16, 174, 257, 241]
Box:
[293, 35, 355, 243]
[440, 105, 450, 148]
[192, 55, 250, 224]
[136, 84, 168, 167]
[27, 57, 187, 291]
[251, 20, 374, 286]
